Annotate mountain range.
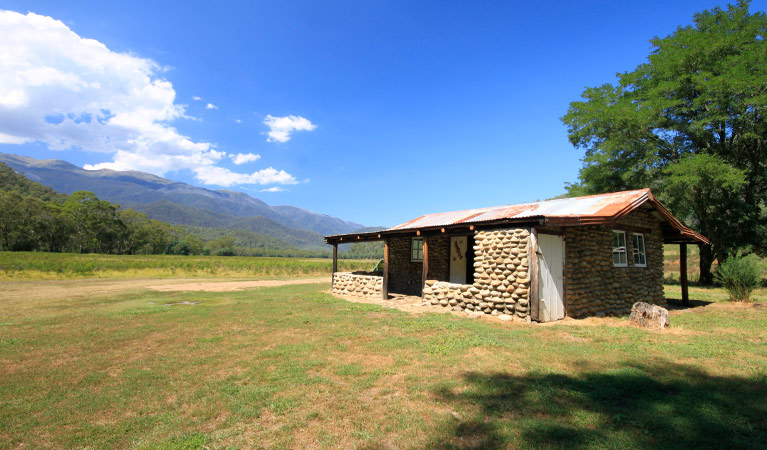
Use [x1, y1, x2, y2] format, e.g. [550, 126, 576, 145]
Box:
[0, 152, 367, 251]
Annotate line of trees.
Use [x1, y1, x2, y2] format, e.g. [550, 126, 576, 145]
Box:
[0, 189, 207, 255]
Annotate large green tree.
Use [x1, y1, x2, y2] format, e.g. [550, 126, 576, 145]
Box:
[562, 1, 767, 283]
[63, 191, 125, 254]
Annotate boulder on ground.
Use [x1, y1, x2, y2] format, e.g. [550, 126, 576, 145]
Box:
[629, 302, 670, 329]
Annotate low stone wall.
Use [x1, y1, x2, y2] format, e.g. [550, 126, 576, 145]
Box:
[422, 280, 518, 317]
[422, 228, 532, 320]
[332, 272, 383, 298]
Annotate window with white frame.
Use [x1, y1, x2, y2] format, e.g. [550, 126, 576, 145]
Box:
[612, 230, 627, 267]
[632, 233, 647, 267]
[411, 237, 424, 261]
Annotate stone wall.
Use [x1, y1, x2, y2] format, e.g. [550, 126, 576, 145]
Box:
[388, 237, 422, 295]
[388, 236, 451, 295]
[564, 206, 665, 318]
[426, 236, 450, 282]
[332, 272, 383, 298]
[422, 228, 532, 320]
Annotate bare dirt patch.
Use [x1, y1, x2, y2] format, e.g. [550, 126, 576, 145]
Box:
[0, 277, 330, 304]
[147, 277, 328, 292]
[334, 292, 436, 314]
[332, 292, 537, 327]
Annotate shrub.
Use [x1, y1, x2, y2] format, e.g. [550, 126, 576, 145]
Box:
[714, 254, 762, 302]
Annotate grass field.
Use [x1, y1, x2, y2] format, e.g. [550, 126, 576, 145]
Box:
[1, 251, 766, 448]
[1, 276, 766, 449]
[0, 252, 374, 280]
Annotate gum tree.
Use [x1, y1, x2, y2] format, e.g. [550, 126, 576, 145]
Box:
[562, 1, 767, 283]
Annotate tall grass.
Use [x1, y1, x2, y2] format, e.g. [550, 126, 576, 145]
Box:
[0, 252, 374, 279]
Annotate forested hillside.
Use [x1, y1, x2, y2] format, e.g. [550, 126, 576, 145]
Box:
[130, 201, 327, 250]
[0, 162, 179, 254]
[0, 163, 327, 257]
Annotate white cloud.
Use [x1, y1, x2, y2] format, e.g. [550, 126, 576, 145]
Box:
[230, 152, 260, 164]
[0, 132, 26, 144]
[195, 166, 297, 187]
[192, 95, 203, 101]
[260, 187, 285, 192]
[0, 10, 299, 187]
[205, 103, 217, 110]
[234, 119, 242, 124]
[263, 114, 316, 143]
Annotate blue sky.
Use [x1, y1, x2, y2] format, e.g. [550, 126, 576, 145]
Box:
[1, 0, 763, 227]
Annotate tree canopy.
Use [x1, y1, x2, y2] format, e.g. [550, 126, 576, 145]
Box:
[562, 0, 767, 283]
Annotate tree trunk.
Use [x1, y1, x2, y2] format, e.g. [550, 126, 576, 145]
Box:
[698, 243, 715, 286]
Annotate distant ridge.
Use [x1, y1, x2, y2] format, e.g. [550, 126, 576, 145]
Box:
[0, 152, 367, 250]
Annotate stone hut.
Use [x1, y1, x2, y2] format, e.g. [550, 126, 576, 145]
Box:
[325, 189, 708, 322]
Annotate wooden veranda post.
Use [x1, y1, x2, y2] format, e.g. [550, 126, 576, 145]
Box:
[383, 239, 389, 300]
[529, 228, 539, 322]
[421, 238, 429, 297]
[331, 243, 338, 289]
[680, 243, 689, 306]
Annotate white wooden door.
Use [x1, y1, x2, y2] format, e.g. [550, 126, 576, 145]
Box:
[450, 236, 467, 284]
[538, 233, 565, 321]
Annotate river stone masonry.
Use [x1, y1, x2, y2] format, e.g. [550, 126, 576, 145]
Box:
[422, 228, 531, 320]
[332, 272, 383, 298]
[564, 207, 665, 318]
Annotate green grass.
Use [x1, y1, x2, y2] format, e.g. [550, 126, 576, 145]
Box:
[0, 252, 374, 279]
[665, 284, 767, 303]
[1, 279, 765, 448]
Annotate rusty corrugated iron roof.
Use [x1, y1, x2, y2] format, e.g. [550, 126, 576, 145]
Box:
[325, 189, 709, 244]
[389, 189, 651, 230]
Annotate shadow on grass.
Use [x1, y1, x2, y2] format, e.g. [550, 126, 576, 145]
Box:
[665, 298, 713, 310]
[430, 363, 767, 449]
[663, 277, 696, 286]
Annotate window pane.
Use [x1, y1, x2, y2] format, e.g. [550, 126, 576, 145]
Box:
[632, 234, 646, 265]
[411, 238, 423, 261]
[612, 231, 627, 266]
